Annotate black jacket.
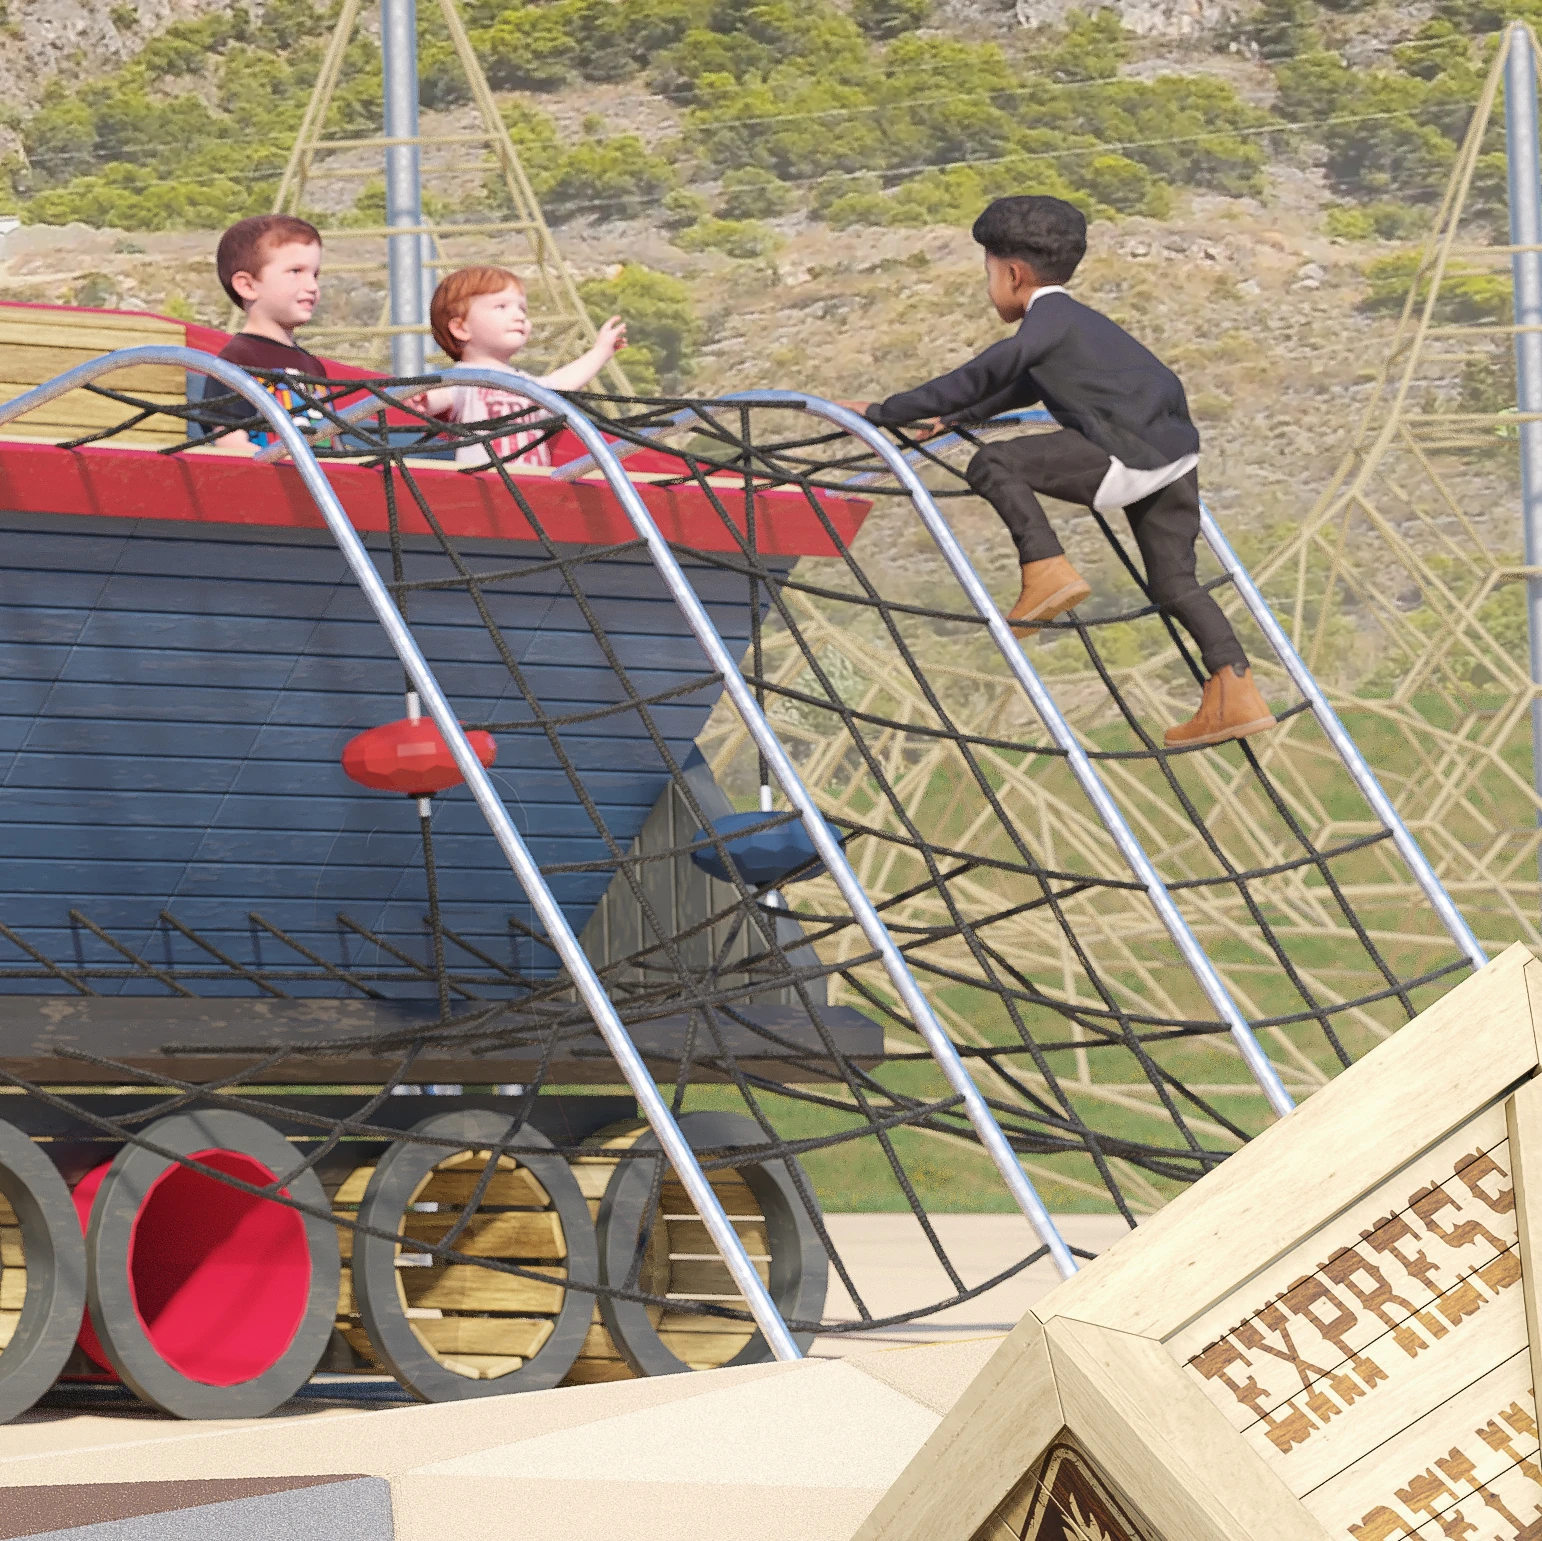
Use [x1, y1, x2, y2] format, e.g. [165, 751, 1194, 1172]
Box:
[865, 290, 1199, 471]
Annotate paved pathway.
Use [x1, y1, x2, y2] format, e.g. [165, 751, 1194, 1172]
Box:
[811, 1212, 1131, 1357]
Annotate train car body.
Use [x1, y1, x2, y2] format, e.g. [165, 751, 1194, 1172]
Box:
[0, 301, 870, 1000]
[0, 304, 877, 1416]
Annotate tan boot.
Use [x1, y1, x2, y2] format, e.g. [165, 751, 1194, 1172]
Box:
[1007, 555, 1092, 636]
[1164, 665, 1278, 749]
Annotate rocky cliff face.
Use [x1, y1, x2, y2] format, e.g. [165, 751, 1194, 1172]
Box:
[1015, 0, 1244, 36]
[0, 0, 246, 115]
[935, 0, 1248, 37]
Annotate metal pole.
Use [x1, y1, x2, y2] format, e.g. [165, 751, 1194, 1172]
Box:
[1507, 23, 1542, 895]
[382, 0, 426, 376]
[1197, 504, 1489, 973]
[487, 379, 1079, 1278]
[0, 349, 803, 1360]
[731, 391, 1297, 1121]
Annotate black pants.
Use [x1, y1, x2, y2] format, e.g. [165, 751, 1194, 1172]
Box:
[965, 429, 1247, 676]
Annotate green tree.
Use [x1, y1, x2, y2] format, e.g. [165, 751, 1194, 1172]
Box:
[24, 89, 96, 185]
[419, 39, 472, 108]
[263, 0, 335, 38]
[1361, 253, 1510, 320]
[1392, 20, 1471, 81]
[14, 9, 361, 228]
[718, 165, 794, 219]
[25, 163, 265, 230]
[850, 0, 931, 39]
[1081, 153, 1172, 215]
[662, 187, 711, 227]
[141, 14, 249, 76]
[542, 135, 678, 221]
[474, 6, 581, 90]
[1040, 75, 1274, 198]
[1275, 51, 1467, 203]
[1042, 9, 1128, 82]
[1240, 0, 1319, 59]
[675, 213, 781, 257]
[579, 265, 702, 393]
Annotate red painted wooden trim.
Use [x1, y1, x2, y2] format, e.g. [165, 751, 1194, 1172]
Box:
[0, 438, 870, 557]
[1, 301, 871, 553]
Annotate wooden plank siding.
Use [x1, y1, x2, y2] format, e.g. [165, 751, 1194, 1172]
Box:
[0, 306, 189, 449]
[579, 752, 829, 1008]
[0, 510, 792, 994]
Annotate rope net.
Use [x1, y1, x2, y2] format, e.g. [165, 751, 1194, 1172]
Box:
[0, 366, 1475, 1372]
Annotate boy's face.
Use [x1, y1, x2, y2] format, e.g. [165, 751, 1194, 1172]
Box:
[232, 239, 322, 327]
[985, 252, 1041, 324]
[450, 285, 530, 359]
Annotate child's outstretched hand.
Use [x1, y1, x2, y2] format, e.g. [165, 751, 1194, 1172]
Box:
[595, 315, 627, 358]
[835, 401, 944, 439]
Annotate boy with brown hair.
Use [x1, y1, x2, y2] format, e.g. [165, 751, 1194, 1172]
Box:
[207, 214, 325, 450]
[855, 195, 1275, 750]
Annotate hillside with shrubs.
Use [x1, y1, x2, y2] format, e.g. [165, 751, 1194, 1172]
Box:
[0, 0, 1517, 242]
[0, 0, 1525, 541]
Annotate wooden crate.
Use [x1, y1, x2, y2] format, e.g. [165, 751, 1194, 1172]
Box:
[0, 305, 189, 447]
[858, 942, 1542, 1541]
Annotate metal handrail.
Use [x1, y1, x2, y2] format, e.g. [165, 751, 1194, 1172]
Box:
[1195, 504, 1487, 972]
[729, 391, 1298, 1122]
[0, 348, 803, 1360]
[289, 372, 1082, 1276]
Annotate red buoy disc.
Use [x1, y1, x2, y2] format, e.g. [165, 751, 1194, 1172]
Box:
[341, 717, 496, 797]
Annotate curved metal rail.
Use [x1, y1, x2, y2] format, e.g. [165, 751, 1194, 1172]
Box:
[857, 402, 1487, 976]
[486, 375, 1078, 1280]
[729, 390, 1298, 1120]
[1196, 502, 1487, 972]
[0, 348, 805, 1359]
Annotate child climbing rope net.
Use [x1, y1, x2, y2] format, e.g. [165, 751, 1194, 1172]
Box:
[852, 195, 1275, 750]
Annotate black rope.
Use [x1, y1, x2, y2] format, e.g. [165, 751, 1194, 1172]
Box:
[0, 373, 1476, 1352]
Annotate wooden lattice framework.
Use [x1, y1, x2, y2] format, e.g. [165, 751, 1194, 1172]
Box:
[262, 0, 626, 387]
[1245, 26, 1536, 946]
[697, 30, 1540, 1209]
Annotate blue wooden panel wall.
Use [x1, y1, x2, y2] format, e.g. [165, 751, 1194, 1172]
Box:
[0, 512, 786, 996]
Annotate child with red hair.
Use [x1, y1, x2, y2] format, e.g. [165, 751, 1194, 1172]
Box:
[409, 266, 626, 467]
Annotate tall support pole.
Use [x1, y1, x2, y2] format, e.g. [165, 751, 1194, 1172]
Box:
[382, 0, 426, 376]
[1507, 24, 1542, 888]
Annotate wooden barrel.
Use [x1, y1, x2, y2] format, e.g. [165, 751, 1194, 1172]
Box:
[564, 1111, 826, 1383]
[349, 1110, 597, 1400]
[331, 1155, 574, 1379]
[330, 1160, 383, 1371]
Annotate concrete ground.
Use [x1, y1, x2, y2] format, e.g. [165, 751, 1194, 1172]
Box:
[2, 1343, 1003, 1540]
[0, 1214, 1131, 1538]
[812, 1211, 1131, 1357]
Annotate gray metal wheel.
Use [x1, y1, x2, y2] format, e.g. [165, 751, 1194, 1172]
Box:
[352, 1110, 597, 1401]
[0, 1118, 86, 1424]
[84, 1109, 340, 1418]
[596, 1110, 826, 1376]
